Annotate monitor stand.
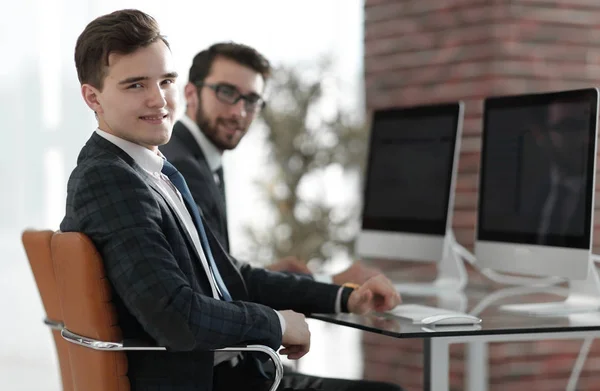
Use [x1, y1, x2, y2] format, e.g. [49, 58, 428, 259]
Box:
[437, 290, 468, 312]
[500, 259, 600, 316]
[395, 231, 468, 296]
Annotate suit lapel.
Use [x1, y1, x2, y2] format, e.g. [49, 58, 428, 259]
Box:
[135, 166, 216, 290]
[137, 168, 195, 245]
[172, 121, 205, 160]
[173, 121, 230, 250]
[86, 132, 136, 164]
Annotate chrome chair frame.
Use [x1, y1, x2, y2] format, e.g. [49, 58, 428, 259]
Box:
[43, 318, 284, 391]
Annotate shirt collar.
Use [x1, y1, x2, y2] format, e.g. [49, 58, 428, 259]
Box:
[95, 128, 164, 174]
[179, 114, 222, 172]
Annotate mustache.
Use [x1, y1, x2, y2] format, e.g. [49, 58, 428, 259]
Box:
[218, 118, 243, 129]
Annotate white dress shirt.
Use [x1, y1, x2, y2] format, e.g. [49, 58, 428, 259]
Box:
[179, 114, 222, 172]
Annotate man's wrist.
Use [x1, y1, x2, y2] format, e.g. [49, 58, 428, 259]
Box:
[275, 310, 286, 335]
[340, 284, 359, 313]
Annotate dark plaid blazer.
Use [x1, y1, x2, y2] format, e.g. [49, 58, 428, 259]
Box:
[160, 121, 230, 251]
[60, 132, 341, 390]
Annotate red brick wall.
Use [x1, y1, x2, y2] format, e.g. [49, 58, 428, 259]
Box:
[363, 0, 600, 390]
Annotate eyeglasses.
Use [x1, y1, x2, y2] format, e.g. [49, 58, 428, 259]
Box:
[195, 82, 266, 113]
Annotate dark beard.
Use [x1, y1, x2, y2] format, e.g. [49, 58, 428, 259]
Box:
[194, 101, 236, 151]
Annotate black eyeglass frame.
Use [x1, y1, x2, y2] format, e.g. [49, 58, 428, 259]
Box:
[194, 81, 266, 112]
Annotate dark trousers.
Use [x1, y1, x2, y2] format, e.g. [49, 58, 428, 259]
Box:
[213, 355, 403, 391]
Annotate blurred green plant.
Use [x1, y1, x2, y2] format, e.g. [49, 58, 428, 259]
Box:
[242, 63, 369, 266]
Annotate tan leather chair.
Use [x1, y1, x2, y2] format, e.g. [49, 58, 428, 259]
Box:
[24, 230, 282, 391]
[22, 229, 74, 391]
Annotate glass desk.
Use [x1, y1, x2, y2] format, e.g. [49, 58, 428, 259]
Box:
[311, 285, 600, 391]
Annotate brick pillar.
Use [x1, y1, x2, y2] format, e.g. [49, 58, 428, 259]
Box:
[362, 1, 600, 390]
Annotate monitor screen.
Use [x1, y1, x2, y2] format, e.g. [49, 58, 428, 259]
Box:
[361, 103, 462, 235]
[478, 88, 598, 249]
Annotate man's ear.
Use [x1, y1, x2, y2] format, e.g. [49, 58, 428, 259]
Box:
[81, 84, 103, 114]
[184, 82, 198, 107]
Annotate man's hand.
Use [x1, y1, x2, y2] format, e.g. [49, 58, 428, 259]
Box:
[278, 310, 311, 360]
[332, 261, 381, 285]
[266, 256, 312, 274]
[347, 274, 401, 315]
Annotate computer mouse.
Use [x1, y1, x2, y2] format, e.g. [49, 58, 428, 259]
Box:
[420, 314, 482, 326]
[421, 324, 482, 333]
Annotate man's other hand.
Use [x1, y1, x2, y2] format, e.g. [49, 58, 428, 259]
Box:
[278, 310, 311, 360]
[347, 275, 401, 315]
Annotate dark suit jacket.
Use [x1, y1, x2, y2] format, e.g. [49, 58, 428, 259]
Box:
[60, 133, 342, 390]
[160, 121, 230, 251]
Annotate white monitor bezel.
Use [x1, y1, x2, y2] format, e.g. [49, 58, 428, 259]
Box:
[475, 88, 599, 280]
[357, 101, 464, 262]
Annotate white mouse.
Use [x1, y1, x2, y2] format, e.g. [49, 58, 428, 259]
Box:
[420, 314, 482, 326]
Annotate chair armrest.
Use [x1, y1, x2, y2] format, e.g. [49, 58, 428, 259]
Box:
[59, 327, 283, 391]
[43, 317, 64, 331]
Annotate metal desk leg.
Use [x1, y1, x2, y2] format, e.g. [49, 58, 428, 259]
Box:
[466, 342, 488, 391]
[424, 338, 450, 391]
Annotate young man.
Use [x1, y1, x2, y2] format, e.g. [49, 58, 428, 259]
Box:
[160, 42, 382, 286]
[61, 9, 402, 391]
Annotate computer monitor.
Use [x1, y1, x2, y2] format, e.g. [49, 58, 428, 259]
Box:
[356, 102, 466, 294]
[476, 88, 600, 315]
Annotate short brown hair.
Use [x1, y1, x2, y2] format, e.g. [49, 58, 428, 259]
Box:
[188, 42, 271, 85]
[74, 9, 169, 90]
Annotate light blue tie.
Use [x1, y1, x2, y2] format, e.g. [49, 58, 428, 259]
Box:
[161, 160, 233, 301]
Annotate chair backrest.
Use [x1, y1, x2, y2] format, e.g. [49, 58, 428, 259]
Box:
[51, 231, 129, 391]
[21, 229, 74, 391]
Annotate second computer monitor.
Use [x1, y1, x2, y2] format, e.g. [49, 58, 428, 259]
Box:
[356, 102, 464, 261]
[476, 88, 599, 279]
